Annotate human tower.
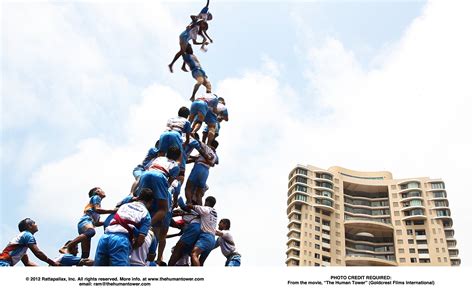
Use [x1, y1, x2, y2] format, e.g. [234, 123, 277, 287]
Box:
[0, 1, 240, 267]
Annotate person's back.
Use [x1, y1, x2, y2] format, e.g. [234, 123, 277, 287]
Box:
[0, 230, 36, 266]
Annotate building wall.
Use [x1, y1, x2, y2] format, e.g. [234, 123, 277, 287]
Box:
[286, 165, 461, 267]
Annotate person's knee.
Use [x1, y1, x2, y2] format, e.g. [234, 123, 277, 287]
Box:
[83, 228, 96, 238]
[204, 80, 211, 92]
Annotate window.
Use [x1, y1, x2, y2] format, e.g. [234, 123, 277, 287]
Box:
[409, 248, 416, 253]
[314, 253, 320, 259]
[315, 244, 320, 250]
[414, 220, 425, 225]
[295, 185, 308, 193]
[400, 258, 406, 263]
[400, 182, 420, 190]
[415, 230, 426, 236]
[322, 210, 331, 216]
[433, 191, 446, 198]
[420, 259, 431, 263]
[321, 190, 333, 198]
[407, 229, 413, 235]
[397, 239, 404, 244]
[431, 182, 445, 189]
[322, 238, 330, 244]
[315, 226, 320, 231]
[398, 249, 405, 253]
[322, 220, 330, 226]
[410, 258, 417, 263]
[396, 230, 402, 235]
[322, 256, 331, 263]
[296, 176, 308, 184]
[322, 247, 330, 253]
[296, 168, 308, 176]
[315, 217, 320, 223]
[315, 235, 320, 240]
[408, 239, 414, 244]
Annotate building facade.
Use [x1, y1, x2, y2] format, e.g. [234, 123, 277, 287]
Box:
[286, 165, 461, 266]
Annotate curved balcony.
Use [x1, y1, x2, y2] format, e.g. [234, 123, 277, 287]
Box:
[346, 245, 394, 255]
[401, 209, 427, 221]
[286, 246, 300, 255]
[287, 237, 301, 245]
[450, 258, 461, 266]
[344, 218, 394, 234]
[287, 227, 301, 238]
[400, 195, 424, 202]
[401, 204, 426, 212]
[345, 234, 394, 246]
[287, 219, 301, 229]
[398, 187, 423, 194]
[314, 198, 335, 212]
[285, 257, 300, 265]
[286, 206, 302, 217]
[345, 254, 397, 266]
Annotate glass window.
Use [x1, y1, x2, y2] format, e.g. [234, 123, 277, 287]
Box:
[431, 182, 445, 189]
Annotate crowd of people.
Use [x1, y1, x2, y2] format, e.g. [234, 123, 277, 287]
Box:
[0, 1, 240, 267]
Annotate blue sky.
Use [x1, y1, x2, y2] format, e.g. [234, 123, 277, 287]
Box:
[1, 0, 472, 269]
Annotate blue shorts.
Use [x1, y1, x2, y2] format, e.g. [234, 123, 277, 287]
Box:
[226, 255, 241, 267]
[203, 122, 220, 134]
[204, 111, 218, 125]
[190, 100, 208, 119]
[0, 260, 11, 267]
[94, 233, 131, 266]
[188, 163, 210, 188]
[137, 171, 169, 202]
[158, 130, 183, 154]
[195, 232, 215, 253]
[180, 223, 201, 246]
[77, 216, 94, 234]
[192, 69, 207, 80]
[154, 209, 172, 228]
[179, 31, 190, 48]
[133, 165, 145, 180]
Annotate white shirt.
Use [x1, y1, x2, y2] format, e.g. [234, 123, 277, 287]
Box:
[193, 205, 217, 234]
[196, 143, 218, 168]
[106, 202, 149, 235]
[217, 230, 237, 257]
[130, 230, 156, 266]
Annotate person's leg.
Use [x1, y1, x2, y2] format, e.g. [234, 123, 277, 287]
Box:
[169, 40, 188, 72]
[190, 76, 204, 101]
[203, 78, 212, 93]
[156, 225, 169, 265]
[185, 179, 197, 204]
[168, 240, 186, 266]
[206, 123, 216, 145]
[190, 246, 204, 266]
[80, 237, 92, 259]
[94, 235, 109, 266]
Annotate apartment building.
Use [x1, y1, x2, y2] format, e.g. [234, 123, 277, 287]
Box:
[286, 165, 461, 266]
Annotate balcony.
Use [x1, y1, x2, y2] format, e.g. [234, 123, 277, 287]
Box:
[401, 209, 427, 221]
[345, 253, 397, 266]
[415, 234, 427, 240]
[418, 253, 430, 259]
